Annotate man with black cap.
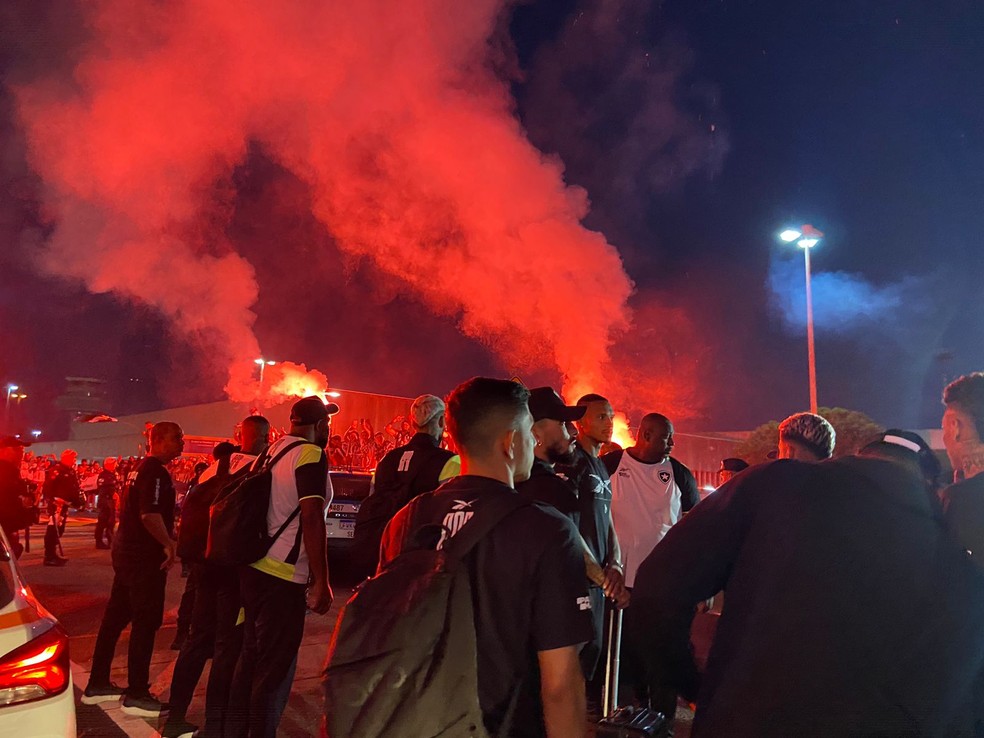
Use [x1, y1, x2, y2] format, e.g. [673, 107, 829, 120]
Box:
[227, 396, 335, 738]
[351, 394, 460, 578]
[517, 387, 584, 523]
[0, 436, 36, 558]
[718, 457, 749, 487]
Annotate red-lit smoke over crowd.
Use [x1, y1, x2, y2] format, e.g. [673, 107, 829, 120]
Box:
[8, 0, 700, 418]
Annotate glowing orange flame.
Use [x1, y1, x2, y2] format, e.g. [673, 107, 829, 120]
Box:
[226, 359, 328, 406]
[611, 412, 634, 449]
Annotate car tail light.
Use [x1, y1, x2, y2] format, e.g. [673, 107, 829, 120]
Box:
[0, 624, 70, 706]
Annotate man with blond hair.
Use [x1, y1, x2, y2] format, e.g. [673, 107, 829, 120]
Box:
[778, 412, 836, 461]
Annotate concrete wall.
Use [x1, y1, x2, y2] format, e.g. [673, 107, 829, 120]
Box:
[29, 388, 412, 459]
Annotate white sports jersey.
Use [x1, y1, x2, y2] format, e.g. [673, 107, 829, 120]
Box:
[610, 453, 682, 587]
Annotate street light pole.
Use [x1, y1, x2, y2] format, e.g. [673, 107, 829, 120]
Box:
[254, 358, 276, 387]
[779, 225, 823, 414]
[803, 245, 818, 414]
[4, 384, 18, 433]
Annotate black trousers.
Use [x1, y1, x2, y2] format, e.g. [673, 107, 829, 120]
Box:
[226, 567, 307, 738]
[176, 564, 199, 635]
[95, 506, 115, 545]
[43, 523, 61, 561]
[203, 567, 245, 737]
[166, 563, 244, 727]
[90, 569, 167, 695]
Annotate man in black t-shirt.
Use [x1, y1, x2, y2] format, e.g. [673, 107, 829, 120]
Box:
[84, 422, 184, 718]
[380, 378, 593, 737]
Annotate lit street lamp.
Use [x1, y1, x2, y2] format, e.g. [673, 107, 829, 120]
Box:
[31, 430, 42, 440]
[778, 225, 824, 414]
[254, 358, 276, 386]
[4, 384, 19, 433]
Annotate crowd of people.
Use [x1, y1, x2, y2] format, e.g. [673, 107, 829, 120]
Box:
[2, 371, 984, 737]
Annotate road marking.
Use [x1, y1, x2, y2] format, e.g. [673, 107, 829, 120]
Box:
[70, 660, 158, 738]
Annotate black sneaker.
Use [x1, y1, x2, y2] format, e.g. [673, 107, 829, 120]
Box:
[43, 555, 68, 567]
[121, 692, 165, 717]
[81, 681, 125, 705]
[161, 718, 199, 738]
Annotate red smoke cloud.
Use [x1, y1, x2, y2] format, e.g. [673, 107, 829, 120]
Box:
[12, 0, 703, 416]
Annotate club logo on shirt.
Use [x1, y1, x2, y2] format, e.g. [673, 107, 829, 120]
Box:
[577, 596, 592, 612]
[658, 470, 672, 484]
[437, 499, 475, 549]
[617, 468, 630, 478]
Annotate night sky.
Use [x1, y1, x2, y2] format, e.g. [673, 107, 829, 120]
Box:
[2, 0, 983, 438]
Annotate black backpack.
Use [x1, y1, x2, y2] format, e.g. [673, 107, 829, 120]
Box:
[206, 440, 315, 567]
[178, 465, 246, 563]
[323, 493, 529, 738]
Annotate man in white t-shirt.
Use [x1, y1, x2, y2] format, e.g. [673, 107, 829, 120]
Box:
[601, 413, 700, 588]
[227, 396, 337, 737]
[602, 412, 699, 718]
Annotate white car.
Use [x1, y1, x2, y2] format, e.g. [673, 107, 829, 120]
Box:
[0, 529, 75, 737]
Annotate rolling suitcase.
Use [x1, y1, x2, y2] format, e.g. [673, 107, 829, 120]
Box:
[596, 608, 671, 737]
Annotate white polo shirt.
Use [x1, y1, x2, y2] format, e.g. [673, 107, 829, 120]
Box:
[609, 452, 683, 587]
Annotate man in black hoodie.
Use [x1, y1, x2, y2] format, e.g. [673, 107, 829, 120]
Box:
[631, 455, 984, 737]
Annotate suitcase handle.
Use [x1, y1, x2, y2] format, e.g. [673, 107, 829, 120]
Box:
[601, 607, 623, 718]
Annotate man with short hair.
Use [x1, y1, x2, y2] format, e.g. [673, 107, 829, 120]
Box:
[227, 398, 334, 737]
[602, 413, 699, 717]
[941, 372, 984, 564]
[603, 413, 700, 588]
[94, 457, 120, 549]
[163, 416, 271, 738]
[557, 393, 625, 681]
[778, 412, 836, 461]
[351, 394, 460, 577]
[940, 373, 984, 738]
[379, 378, 593, 737]
[84, 421, 184, 717]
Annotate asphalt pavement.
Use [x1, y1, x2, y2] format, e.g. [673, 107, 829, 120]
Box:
[21, 513, 347, 737]
[21, 513, 698, 737]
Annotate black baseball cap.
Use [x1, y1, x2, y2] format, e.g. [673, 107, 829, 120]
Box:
[528, 387, 587, 423]
[720, 457, 749, 473]
[289, 396, 341, 425]
[0, 436, 30, 449]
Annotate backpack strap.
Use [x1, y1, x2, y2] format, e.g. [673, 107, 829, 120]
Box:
[260, 440, 314, 472]
[441, 492, 531, 562]
[263, 439, 323, 548]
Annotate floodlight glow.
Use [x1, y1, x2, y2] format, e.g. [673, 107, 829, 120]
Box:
[6, 384, 18, 392]
[326, 391, 341, 398]
[254, 358, 264, 365]
[797, 237, 820, 248]
[779, 229, 802, 242]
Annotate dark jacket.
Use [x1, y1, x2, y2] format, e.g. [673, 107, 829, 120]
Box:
[371, 433, 459, 508]
[632, 457, 984, 737]
[0, 460, 32, 536]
